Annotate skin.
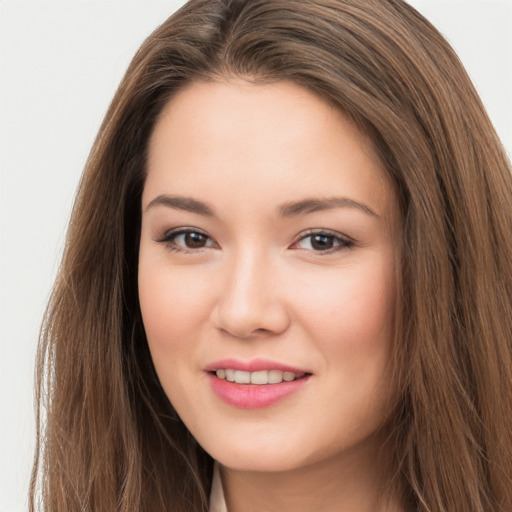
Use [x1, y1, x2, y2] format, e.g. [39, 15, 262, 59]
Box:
[138, 79, 402, 511]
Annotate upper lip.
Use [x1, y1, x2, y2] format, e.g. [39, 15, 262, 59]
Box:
[204, 358, 311, 374]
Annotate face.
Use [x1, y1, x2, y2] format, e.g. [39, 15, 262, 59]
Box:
[139, 80, 398, 473]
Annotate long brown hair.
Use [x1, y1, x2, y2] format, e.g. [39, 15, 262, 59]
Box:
[31, 1, 512, 510]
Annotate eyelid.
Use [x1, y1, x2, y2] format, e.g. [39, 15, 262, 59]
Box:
[154, 226, 218, 252]
[290, 228, 355, 253]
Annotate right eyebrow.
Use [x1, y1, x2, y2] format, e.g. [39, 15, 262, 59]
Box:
[144, 195, 215, 217]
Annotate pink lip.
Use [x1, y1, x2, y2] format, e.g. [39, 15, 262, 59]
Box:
[204, 359, 312, 409]
[204, 358, 309, 374]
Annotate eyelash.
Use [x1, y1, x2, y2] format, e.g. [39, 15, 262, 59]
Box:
[155, 228, 355, 255]
[291, 229, 355, 254]
[155, 228, 216, 253]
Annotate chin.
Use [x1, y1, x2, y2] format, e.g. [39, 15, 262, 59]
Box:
[197, 434, 295, 471]
[215, 452, 306, 473]
[200, 432, 333, 474]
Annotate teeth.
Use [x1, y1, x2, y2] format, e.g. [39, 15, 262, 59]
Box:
[250, 371, 268, 385]
[268, 370, 283, 384]
[234, 370, 251, 384]
[215, 369, 306, 385]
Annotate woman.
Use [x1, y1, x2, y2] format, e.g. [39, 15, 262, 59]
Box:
[30, 0, 512, 511]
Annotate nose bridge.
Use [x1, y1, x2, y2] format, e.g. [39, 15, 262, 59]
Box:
[213, 245, 289, 338]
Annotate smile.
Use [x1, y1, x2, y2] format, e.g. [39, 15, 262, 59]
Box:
[215, 369, 306, 385]
[205, 359, 312, 409]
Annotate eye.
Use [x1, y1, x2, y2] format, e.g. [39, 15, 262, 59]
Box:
[292, 230, 354, 253]
[156, 228, 217, 252]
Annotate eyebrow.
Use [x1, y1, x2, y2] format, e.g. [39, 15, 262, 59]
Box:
[144, 194, 379, 218]
[279, 197, 380, 218]
[145, 195, 214, 216]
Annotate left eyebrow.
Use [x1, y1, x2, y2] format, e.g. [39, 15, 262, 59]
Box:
[278, 197, 380, 218]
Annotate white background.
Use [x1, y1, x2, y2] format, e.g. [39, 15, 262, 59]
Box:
[1, 1, 511, 511]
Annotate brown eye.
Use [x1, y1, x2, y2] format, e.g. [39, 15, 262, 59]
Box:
[310, 234, 334, 250]
[157, 228, 216, 252]
[184, 232, 208, 248]
[293, 230, 354, 253]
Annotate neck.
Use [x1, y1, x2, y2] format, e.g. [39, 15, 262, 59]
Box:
[219, 435, 405, 512]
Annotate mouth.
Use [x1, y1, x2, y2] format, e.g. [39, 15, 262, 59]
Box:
[205, 359, 312, 409]
[213, 369, 308, 385]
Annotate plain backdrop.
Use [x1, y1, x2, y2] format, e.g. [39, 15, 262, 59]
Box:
[1, 1, 511, 511]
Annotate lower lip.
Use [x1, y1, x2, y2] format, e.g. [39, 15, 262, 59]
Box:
[207, 373, 310, 409]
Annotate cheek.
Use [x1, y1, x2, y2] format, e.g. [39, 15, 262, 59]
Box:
[294, 258, 395, 361]
[302, 261, 397, 434]
[137, 256, 214, 369]
[138, 263, 214, 418]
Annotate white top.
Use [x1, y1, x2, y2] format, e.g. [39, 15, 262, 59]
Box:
[209, 462, 228, 512]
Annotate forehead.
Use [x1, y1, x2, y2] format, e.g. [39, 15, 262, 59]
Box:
[144, 79, 395, 220]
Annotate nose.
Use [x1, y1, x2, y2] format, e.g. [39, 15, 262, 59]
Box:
[210, 250, 290, 339]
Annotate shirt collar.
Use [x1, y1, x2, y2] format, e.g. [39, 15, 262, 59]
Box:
[209, 461, 228, 512]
